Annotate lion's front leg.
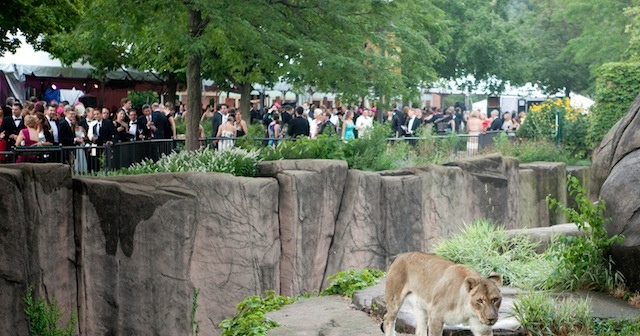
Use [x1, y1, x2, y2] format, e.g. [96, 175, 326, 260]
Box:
[427, 316, 444, 336]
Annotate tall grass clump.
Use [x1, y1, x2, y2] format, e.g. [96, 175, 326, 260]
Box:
[111, 147, 260, 177]
[434, 220, 554, 289]
[512, 292, 592, 336]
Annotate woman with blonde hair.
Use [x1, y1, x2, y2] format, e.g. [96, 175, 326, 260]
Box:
[466, 110, 483, 155]
[15, 114, 40, 162]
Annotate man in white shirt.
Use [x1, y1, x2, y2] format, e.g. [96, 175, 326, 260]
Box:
[355, 108, 374, 138]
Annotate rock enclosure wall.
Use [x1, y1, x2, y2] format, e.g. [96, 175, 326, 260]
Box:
[1, 154, 578, 335]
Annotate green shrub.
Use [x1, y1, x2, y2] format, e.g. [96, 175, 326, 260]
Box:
[512, 292, 592, 336]
[545, 176, 624, 291]
[111, 147, 260, 177]
[321, 268, 385, 297]
[593, 317, 640, 336]
[23, 285, 77, 336]
[259, 134, 345, 161]
[514, 139, 570, 164]
[588, 62, 640, 147]
[343, 123, 401, 171]
[219, 290, 296, 336]
[236, 124, 267, 151]
[434, 220, 553, 290]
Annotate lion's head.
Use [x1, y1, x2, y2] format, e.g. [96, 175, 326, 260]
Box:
[465, 273, 502, 326]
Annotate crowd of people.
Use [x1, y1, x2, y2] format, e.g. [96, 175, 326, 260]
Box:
[0, 94, 525, 165]
[0, 96, 178, 170]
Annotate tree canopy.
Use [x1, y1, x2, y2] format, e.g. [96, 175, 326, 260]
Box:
[0, 0, 82, 56]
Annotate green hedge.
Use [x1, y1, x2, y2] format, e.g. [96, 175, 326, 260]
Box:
[588, 62, 640, 146]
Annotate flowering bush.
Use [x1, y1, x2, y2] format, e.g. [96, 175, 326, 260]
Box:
[517, 98, 590, 160]
[111, 147, 261, 177]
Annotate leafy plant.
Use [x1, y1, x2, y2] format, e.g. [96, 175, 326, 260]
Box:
[545, 176, 624, 291]
[514, 139, 570, 164]
[593, 317, 640, 336]
[321, 268, 386, 297]
[191, 288, 200, 336]
[434, 220, 553, 289]
[512, 292, 592, 336]
[23, 285, 77, 336]
[219, 290, 296, 336]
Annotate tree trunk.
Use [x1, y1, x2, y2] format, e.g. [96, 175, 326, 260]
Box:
[185, 9, 204, 151]
[166, 73, 178, 105]
[238, 82, 252, 122]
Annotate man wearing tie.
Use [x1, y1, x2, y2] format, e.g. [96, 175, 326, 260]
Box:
[0, 102, 26, 148]
[136, 104, 153, 140]
[92, 108, 115, 145]
[46, 104, 60, 145]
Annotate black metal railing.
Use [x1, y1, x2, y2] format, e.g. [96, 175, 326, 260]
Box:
[0, 131, 510, 174]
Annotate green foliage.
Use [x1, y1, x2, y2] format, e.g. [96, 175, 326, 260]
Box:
[514, 139, 570, 164]
[191, 288, 200, 336]
[128, 91, 159, 111]
[259, 134, 345, 161]
[512, 292, 592, 336]
[434, 220, 553, 289]
[593, 317, 640, 336]
[321, 269, 385, 298]
[174, 117, 212, 139]
[219, 290, 296, 336]
[588, 62, 640, 146]
[516, 98, 590, 160]
[545, 176, 624, 291]
[111, 147, 260, 177]
[23, 285, 77, 336]
[343, 123, 403, 171]
[236, 124, 267, 151]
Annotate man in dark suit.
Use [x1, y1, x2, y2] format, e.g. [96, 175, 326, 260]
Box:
[151, 103, 170, 139]
[281, 105, 293, 127]
[391, 108, 405, 138]
[317, 111, 335, 136]
[287, 106, 310, 138]
[91, 108, 116, 145]
[1, 102, 26, 148]
[211, 103, 227, 138]
[136, 104, 153, 140]
[58, 108, 84, 163]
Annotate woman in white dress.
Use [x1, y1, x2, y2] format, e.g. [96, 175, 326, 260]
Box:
[216, 115, 237, 152]
[72, 115, 88, 173]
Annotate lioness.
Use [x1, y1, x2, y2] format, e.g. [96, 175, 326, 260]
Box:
[382, 252, 502, 336]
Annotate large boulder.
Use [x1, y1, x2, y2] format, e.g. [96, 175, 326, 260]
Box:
[74, 172, 280, 336]
[591, 94, 640, 200]
[257, 160, 348, 297]
[0, 164, 76, 334]
[592, 93, 640, 291]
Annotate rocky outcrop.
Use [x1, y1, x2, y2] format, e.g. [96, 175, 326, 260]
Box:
[519, 162, 567, 227]
[1, 155, 585, 335]
[257, 160, 347, 297]
[74, 172, 280, 336]
[591, 93, 640, 291]
[0, 164, 76, 335]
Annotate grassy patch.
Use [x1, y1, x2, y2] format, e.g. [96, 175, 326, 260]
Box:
[512, 292, 592, 336]
[321, 268, 385, 297]
[434, 220, 554, 290]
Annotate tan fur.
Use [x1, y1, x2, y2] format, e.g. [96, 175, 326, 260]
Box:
[382, 252, 502, 336]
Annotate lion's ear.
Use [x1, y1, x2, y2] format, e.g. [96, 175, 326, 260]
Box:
[464, 277, 479, 292]
[488, 272, 502, 286]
